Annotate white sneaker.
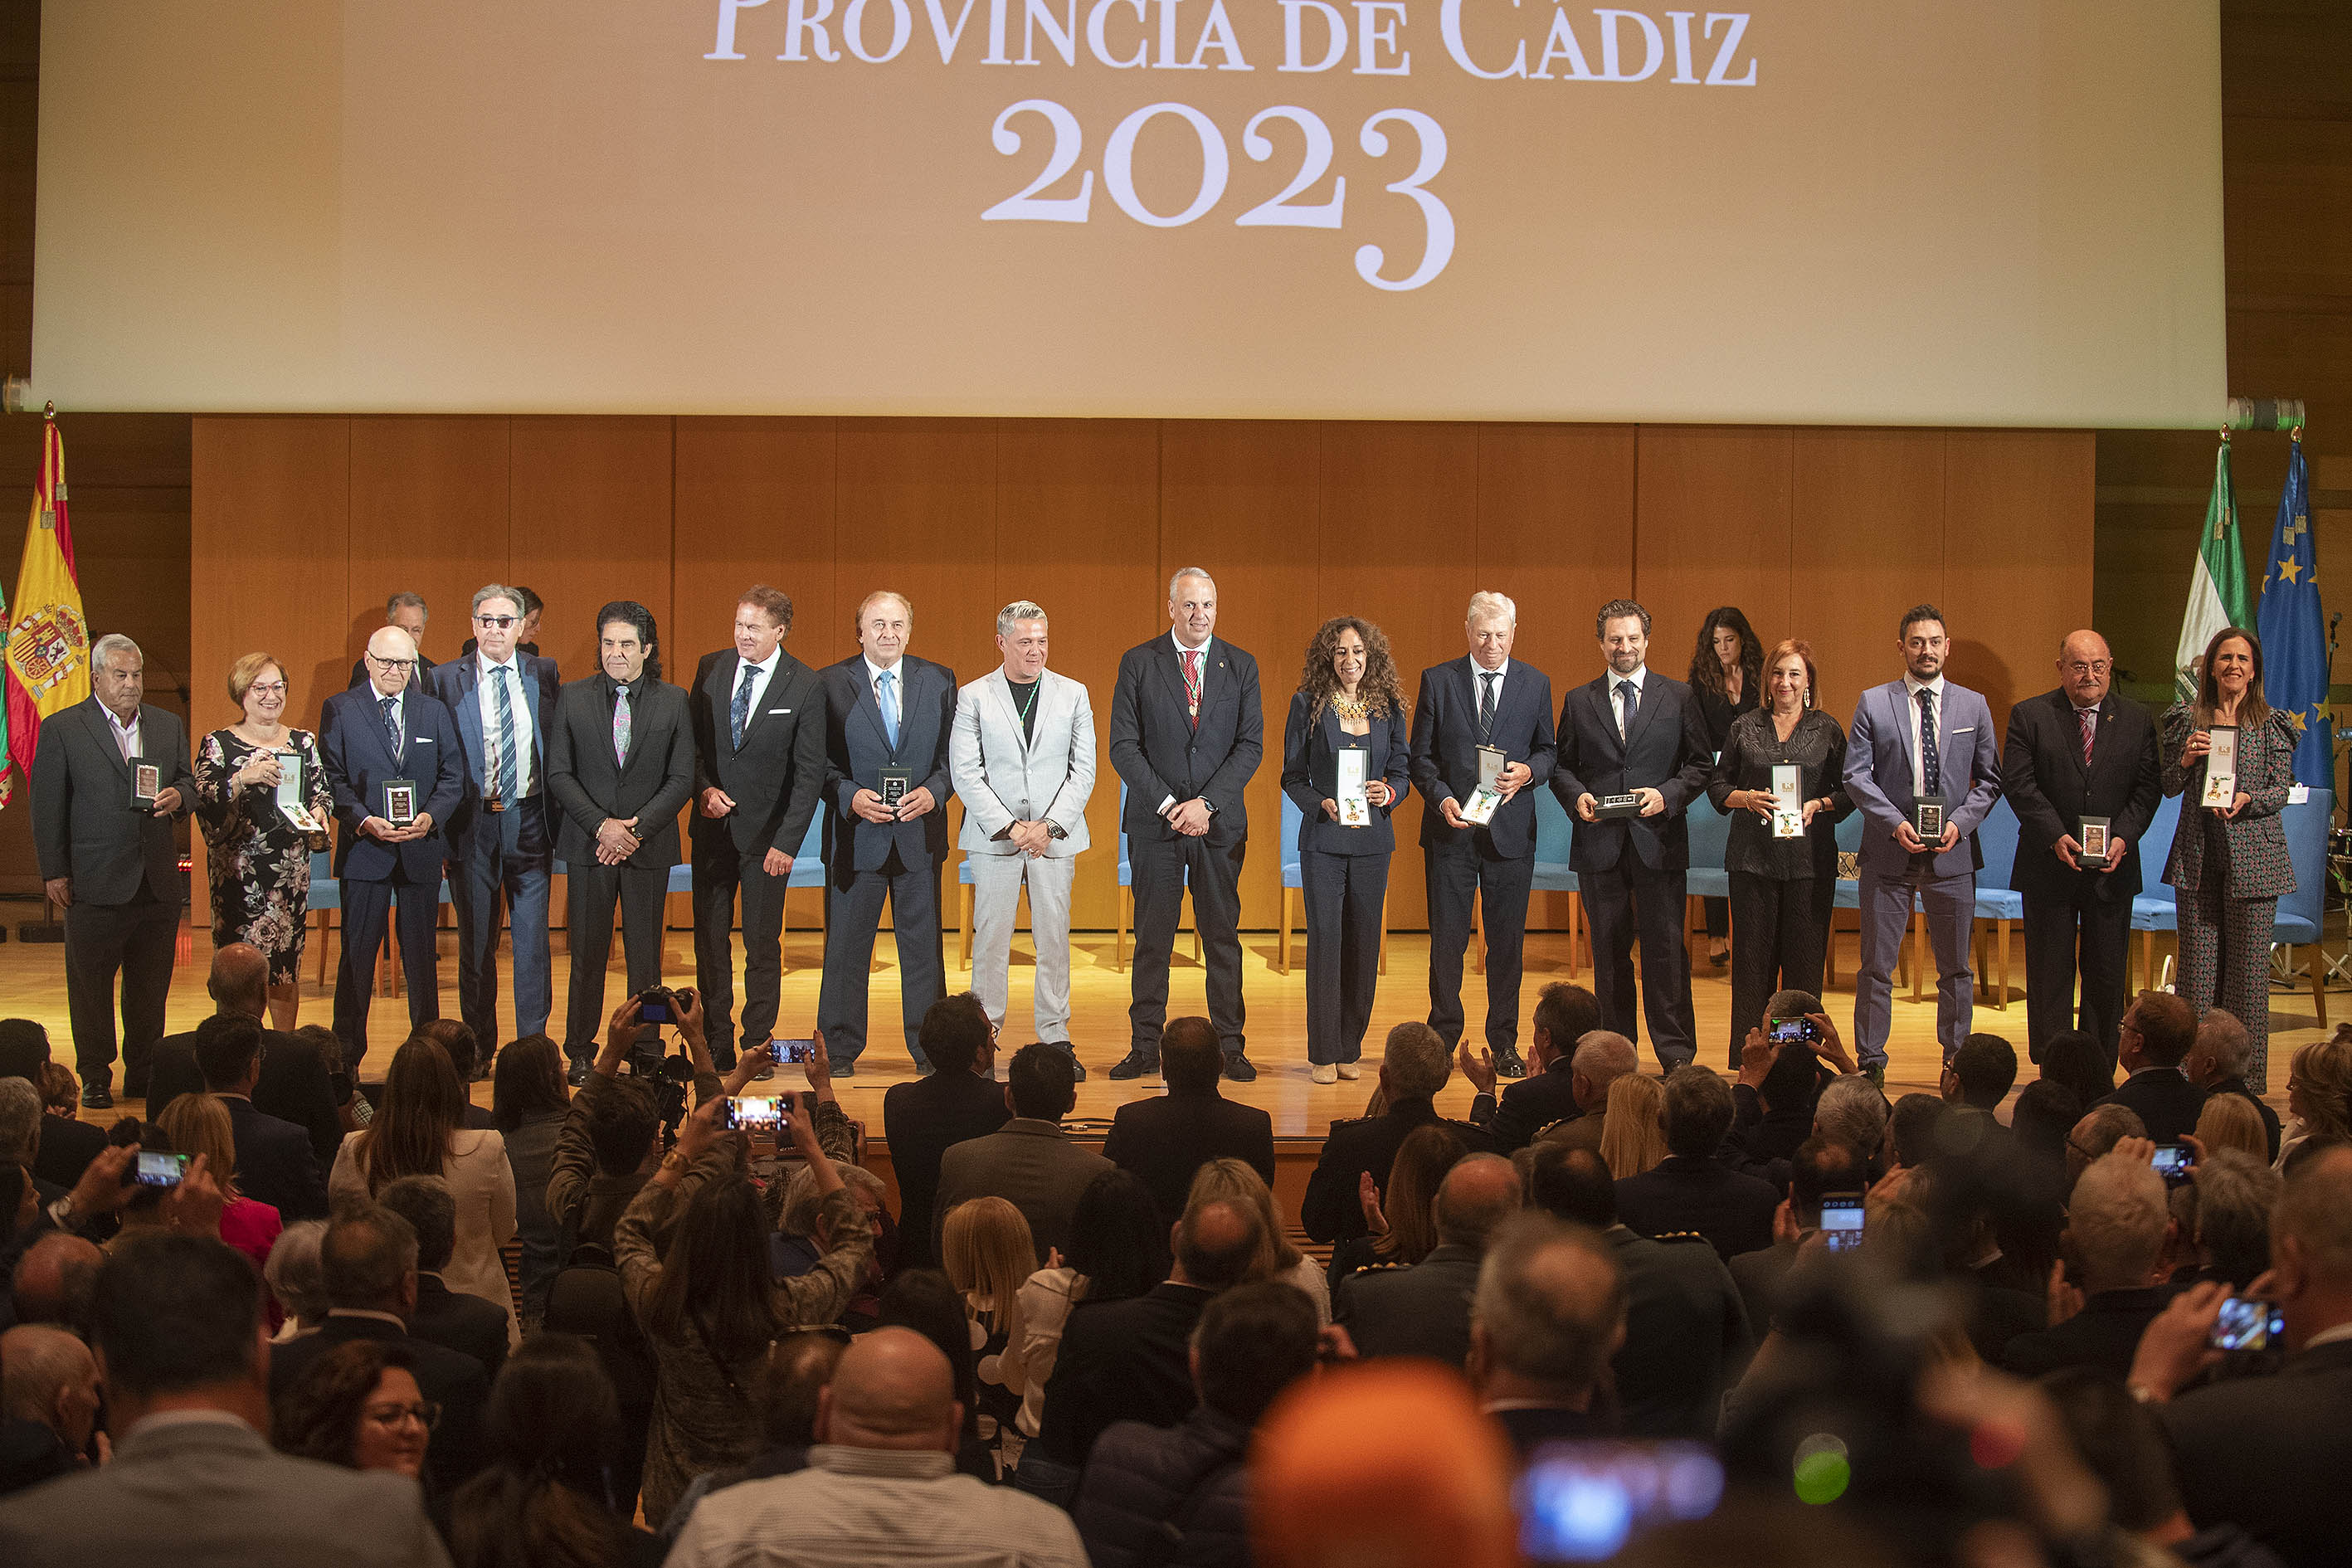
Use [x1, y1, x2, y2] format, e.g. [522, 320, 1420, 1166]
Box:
[1310, 1063, 1338, 1084]
[1337, 1063, 1361, 1080]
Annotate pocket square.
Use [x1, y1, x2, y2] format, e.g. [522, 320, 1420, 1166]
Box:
[415, 738, 435, 743]
[768, 708, 791, 714]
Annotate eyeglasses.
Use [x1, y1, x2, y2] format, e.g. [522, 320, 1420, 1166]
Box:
[363, 1400, 441, 1431]
[2061, 661, 2112, 677]
[368, 655, 415, 671]
[246, 681, 288, 697]
[475, 614, 519, 630]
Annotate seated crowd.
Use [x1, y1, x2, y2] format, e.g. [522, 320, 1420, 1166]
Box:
[1, 976, 2350, 1568]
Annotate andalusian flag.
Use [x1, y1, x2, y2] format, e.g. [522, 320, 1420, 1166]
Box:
[3, 414, 88, 806]
[2174, 436, 2252, 702]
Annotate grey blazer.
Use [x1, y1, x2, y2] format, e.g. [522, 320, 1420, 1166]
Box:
[933, 1118, 1113, 1267]
[30, 697, 191, 903]
[951, 668, 1096, 855]
[1843, 678, 2003, 879]
[0, 1415, 451, 1567]
[2160, 704, 2296, 900]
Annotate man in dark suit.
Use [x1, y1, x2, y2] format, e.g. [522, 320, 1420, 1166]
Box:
[933, 1044, 1112, 1265]
[460, 584, 547, 665]
[2001, 1149, 2175, 1380]
[428, 585, 562, 1054]
[546, 601, 694, 1082]
[1337, 1153, 1521, 1366]
[267, 1205, 489, 1495]
[2096, 991, 2207, 1144]
[1106, 567, 1264, 1081]
[1726, 1137, 1864, 1337]
[1552, 600, 1713, 1070]
[321, 626, 465, 1074]
[1614, 1065, 1778, 1261]
[1458, 981, 1603, 1152]
[1464, 1213, 1624, 1455]
[0, 1022, 108, 1189]
[1411, 590, 1558, 1077]
[1301, 1022, 1493, 1246]
[30, 634, 192, 1108]
[347, 592, 436, 689]
[816, 592, 957, 1074]
[2002, 631, 2164, 1064]
[145, 943, 341, 1171]
[1035, 1198, 1262, 1468]
[2184, 1008, 2282, 1162]
[187, 1013, 328, 1222]
[377, 1174, 509, 1381]
[689, 585, 827, 1069]
[881, 995, 1010, 1269]
[1103, 1016, 1276, 1227]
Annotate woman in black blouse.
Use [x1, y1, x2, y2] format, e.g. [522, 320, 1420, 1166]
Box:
[1708, 638, 1850, 1064]
[1687, 608, 1764, 969]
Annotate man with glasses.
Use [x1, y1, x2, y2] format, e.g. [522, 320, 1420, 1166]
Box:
[2001, 631, 2163, 1068]
[321, 626, 465, 1073]
[430, 586, 563, 1060]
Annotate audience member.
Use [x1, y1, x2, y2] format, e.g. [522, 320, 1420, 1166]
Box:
[266, 1204, 490, 1494]
[874, 1268, 996, 1482]
[271, 1339, 431, 1480]
[1527, 1144, 1750, 1438]
[418, 1020, 499, 1110]
[1010, 1169, 1166, 1471]
[942, 1195, 1037, 1478]
[377, 1174, 510, 1379]
[0, 1325, 100, 1497]
[1073, 1278, 1321, 1568]
[261, 1220, 329, 1338]
[2011, 1079, 2083, 1164]
[655, 1331, 849, 1549]
[0, 1021, 106, 1190]
[141, 945, 341, 1168]
[9, 1234, 103, 1335]
[447, 1334, 647, 1568]
[2196, 1093, 2272, 1164]
[185, 1013, 329, 1220]
[2182, 1148, 2280, 1288]
[2039, 1369, 2286, 1568]
[2037, 1026, 2117, 1109]
[0, 1079, 48, 1202]
[1459, 982, 1605, 1152]
[1942, 1032, 2018, 1113]
[33, 1064, 75, 1120]
[2067, 1103, 2147, 1185]
[1337, 1152, 1522, 1366]
[1186, 1156, 1331, 1322]
[1333, 1122, 1466, 1291]
[666, 1327, 1088, 1568]
[1887, 1092, 1950, 1171]
[489, 1034, 570, 1327]
[1302, 1022, 1491, 1244]
[1731, 1012, 1833, 1166]
[933, 1042, 1113, 1266]
[154, 1092, 284, 1274]
[1614, 1064, 1778, 1259]
[2001, 1150, 2173, 1379]
[1597, 1067, 1669, 1179]
[544, 1008, 676, 1255]
[772, 1157, 891, 1324]
[2277, 1033, 2352, 1166]
[2183, 1008, 2282, 1162]
[1726, 1136, 1863, 1337]
[0, 1234, 450, 1566]
[1532, 1028, 1643, 1157]
[880, 994, 1010, 1269]
[1812, 1073, 1892, 1175]
[2097, 991, 2205, 1142]
[1103, 1016, 1277, 1227]
[1464, 1212, 1627, 1453]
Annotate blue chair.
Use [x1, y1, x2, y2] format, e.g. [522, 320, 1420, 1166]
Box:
[1682, 795, 1732, 967]
[2129, 792, 2183, 993]
[2275, 788, 2335, 1029]
[1525, 790, 1585, 979]
[1273, 791, 1390, 977]
[1114, 782, 1195, 974]
[311, 846, 453, 999]
[1968, 796, 2023, 1010]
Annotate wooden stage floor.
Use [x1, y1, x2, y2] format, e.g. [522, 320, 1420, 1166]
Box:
[5, 920, 2312, 1134]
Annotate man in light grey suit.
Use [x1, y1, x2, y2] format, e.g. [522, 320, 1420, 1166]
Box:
[0, 1233, 449, 1566]
[1843, 604, 2003, 1075]
[951, 601, 1096, 1075]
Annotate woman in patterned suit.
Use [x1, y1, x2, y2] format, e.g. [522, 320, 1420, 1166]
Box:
[2163, 626, 2297, 1087]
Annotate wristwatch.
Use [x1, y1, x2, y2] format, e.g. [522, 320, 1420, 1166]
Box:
[46, 1194, 76, 1230]
[1048, 823, 1067, 840]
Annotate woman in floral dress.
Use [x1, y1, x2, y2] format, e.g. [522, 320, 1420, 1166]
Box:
[194, 652, 332, 1028]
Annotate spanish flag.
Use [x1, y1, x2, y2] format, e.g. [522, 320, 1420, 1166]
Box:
[2, 413, 86, 808]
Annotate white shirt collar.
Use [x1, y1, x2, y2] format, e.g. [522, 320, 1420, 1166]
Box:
[745, 645, 780, 677]
[864, 655, 904, 686]
[477, 650, 518, 679]
[1470, 657, 1511, 683]
[1171, 629, 1213, 657]
[370, 680, 404, 704]
[102, 704, 139, 734]
[1610, 664, 1647, 690]
[1903, 672, 1947, 699]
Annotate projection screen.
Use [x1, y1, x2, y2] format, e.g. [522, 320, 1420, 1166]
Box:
[32, 1, 2223, 424]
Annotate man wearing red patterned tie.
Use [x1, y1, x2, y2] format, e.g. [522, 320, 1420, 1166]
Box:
[1106, 569, 1264, 1083]
[2000, 630, 2163, 1069]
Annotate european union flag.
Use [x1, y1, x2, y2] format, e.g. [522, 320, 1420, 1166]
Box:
[2256, 436, 2330, 786]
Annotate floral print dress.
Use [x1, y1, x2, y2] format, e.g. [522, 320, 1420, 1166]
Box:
[194, 728, 332, 984]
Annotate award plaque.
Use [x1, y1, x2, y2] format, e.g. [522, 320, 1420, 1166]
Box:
[1594, 792, 1643, 821]
[1460, 745, 1507, 826]
[2078, 815, 2111, 869]
[383, 779, 418, 829]
[878, 767, 913, 809]
[1770, 763, 1804, 840]
[131, 760, 160, 809]
[1335, 747, 1371, 828]
[1914, 799, 1945, 843]
[275, 751, 324, 833]
[2201, 727, 2238, 809]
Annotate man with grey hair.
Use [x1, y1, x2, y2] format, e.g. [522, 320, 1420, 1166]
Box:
[348, 592, 435, 688]
[0, 1078, 39, 1172]
[1302, 1020, 1493, 1244]
[0, 1324, 101, 1496]
[2183, 1007, 2281, 1161]
[32, 631, 192, 1107]
[951, 600, 1096, 1066]
[1337, 1152, 1524, 1365]
[2002, 1148, 2172, 1379]
[1553, 598, 1712, 1071]
[429, 585, 562, 1054]
[1536, 1030, 1645, 1156]
[1107, 568, 1264, 1081]
[1410, 590, 1557, 1079]
[1812, 1074, 1892, 1172]
[1467, 1212, 1627, 1453]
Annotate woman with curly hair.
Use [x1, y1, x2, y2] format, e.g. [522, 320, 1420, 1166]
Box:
[1687, 608, 1765, 968]
[272, 1339, 432, 1480]
[1282, 615, 1410, 1083]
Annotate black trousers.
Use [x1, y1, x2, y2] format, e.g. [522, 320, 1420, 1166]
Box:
[2022, 893, 2130, 1069]
[1726, 870, 1833, 1064]
[1301, 848, 1388, 1066]
[1129, 831, 1247, 1057]
[65, 888, 178, 1088]
[1704, 896, 1731, 940]
[333, 871, 444, 1074]
[563, 861, 669, 1062]
[691, 833, 791, 1064]
[816, 848, 947, 1069]
[1425, 842, 1533, 1054]
[1583, 855, 1697, 1069]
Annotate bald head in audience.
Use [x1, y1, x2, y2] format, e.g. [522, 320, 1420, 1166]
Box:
[1172, 1196, 1265, 1290]
[1467, 1214, 1625, 1409]
[207, 942, 270, 1020]
[1435, 1154, 1525, 1251]
[0, 1324, 103, 1457]
[816, 1327, 962, 1454]
[12, 1233, 105, 1331]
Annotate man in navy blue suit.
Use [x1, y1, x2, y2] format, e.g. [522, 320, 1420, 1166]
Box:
[320, 626, 465, 1071]
[429, 586, 563, 1059]
[1410, 590, 1558, 1079]
[816, 592, 957, 1074]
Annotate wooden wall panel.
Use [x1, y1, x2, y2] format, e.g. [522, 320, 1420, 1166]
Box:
[671, 417, 838, 680]
[1791, 429, 1945, 726]
[833, 419, 1000, 685]
[507, 416, 675, 681]
[1941, 431, 2096, 731]
[347, 416, 510, 671]
[1634, 427, 1796, 671]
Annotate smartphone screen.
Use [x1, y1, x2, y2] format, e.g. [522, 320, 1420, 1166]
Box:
[2209, 1296, 2284, 1352]
[1818, 1192, 1865, 1253]
[134, 1151, 188, 1188]
[2151, 1142, 2197, 1184]
[733, 1095, 783, 1132]
[773, 1039, 813, 1065]
[1517, 1441, 1723, 1563]
[1765, 1017, 1814, 1045]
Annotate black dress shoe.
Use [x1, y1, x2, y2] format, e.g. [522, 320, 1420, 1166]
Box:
[1054, 1046, 1087, 1083]
[566, 1059, 591, 1088]
[1107, 1050, 1158, 1080]
[1494, 1049, 1528, 1079]
[81, 1079, 114, 1111]
[1221, 1051, 1258, 1083]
